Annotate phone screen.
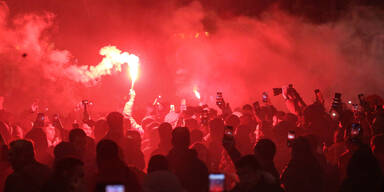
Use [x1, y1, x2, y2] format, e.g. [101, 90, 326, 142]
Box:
[105, 185, 125, 192]
[287, 130, 296, 147]
[351, 123, 361, 136]
[224, 126, 233, 136]
[209, 173, 225, 192]
[288, 131, 296, 140]
[262, 92, 268, 102]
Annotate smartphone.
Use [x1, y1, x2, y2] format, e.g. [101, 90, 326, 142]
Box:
[262, 92, 268, 103]
[36, 113, 45, 121]
[273, 88, 283, 96]
[105, 185, 125, 192]
[287, 130, 296, 147]
[180, 99, 187, 111]
[170, 104, 175, 112]
[351, 123, 361, 136]
[209, 173, 225, 192]
[216, 92, 224, 107]
[224, 126, 233, 136]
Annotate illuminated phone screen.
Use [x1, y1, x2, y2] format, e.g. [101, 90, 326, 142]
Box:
[105, 185, 125, 192]
[209, 174, 225, 192]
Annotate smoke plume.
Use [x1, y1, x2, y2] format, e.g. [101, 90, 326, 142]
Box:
[0, 0, 383, 114]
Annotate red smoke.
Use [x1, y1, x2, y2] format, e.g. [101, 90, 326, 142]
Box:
[0, 1, 383, 116]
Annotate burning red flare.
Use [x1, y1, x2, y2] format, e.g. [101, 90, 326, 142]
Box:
[193, 86, 201, 100]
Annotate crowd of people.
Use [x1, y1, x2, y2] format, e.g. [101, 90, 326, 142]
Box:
[0, 86, 383, 192]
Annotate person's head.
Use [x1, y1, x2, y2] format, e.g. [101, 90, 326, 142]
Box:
[24, 128, 48, 156]
[147, 155, 169, 173]
[346, 145, 382, 179]
[8, 139, 35, 171]
[225, 114, 240, 129]
[304, 134, 322, 154]
[53, 157, 84, 190]
[54, 141, 77, 161]
[235, 155, 261, 186]
[94, 119, 108, 142]
[126, 130, 142, 150]
[106, 112, 124, 133]
[69, 128, 87, 156]
[291, 136, 315, 161]
[303, 103, 326, 124]
[96, 139, 120, 164]
[171, 127, 190, 149]
[185, 119, 199, 130]
[190, 129, 203, 145]
[284, 113, 298, 125]
[254, 139, 276, 162]
[209, 118, 224, 140]
[236, 125, 252, 137]
[158, 122, 172, 142]
[242, 104, 253, 115]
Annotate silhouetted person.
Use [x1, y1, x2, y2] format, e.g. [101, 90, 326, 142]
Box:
[147, 155, 169, 173]
[0, 134, 11, 191]
[281, 136, 324, 192]
[69, 128, 87, 161]
[339, 146, 384, 192]
[94, 139, 140, 192]
[254, 139, 280, 182]
[4, 140, 51, 192]
[152, 123, 173, 156]
[190, 129, 204, 145]
[326, 128, 347, 166]
[53, 141, 77, 163]
[143, 155, 184, 192]
[42, 157, 86, 192]
[25, 127, 52, 165]
[373, 109, 384, 135]
[371, 134, 384, 174]
[235, 125, 253, 155]
[94, 119, 108, 143]
[206, 118, 225, 171]
[338, 138, 362, 181]
[231, 155, 284, 192]
[167, 127, 209, 192]
[191, 142, 210, 168]
[124, 130, 145, 170]
[105, 112, 125, 146]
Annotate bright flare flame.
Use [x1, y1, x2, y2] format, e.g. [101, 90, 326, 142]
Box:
[127, 54, 139, 88]
[193, 87, 201, 100]
[67, 46, 140, 86]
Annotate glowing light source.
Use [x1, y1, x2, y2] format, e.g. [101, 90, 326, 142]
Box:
[127, 54, 139, 89]
[348, 100, 352, 104]
[193, 86, 201, 100]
